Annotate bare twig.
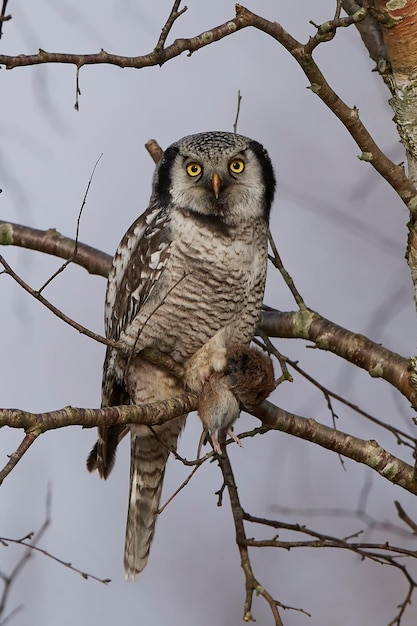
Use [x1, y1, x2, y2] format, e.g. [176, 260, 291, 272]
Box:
[395, 500, 417, 535]
[233, 90, 242, 134]
[335, 0, 343, 20]
[0, 254, 114, 349]
[0, 433, 38, 486]
[307, 3, 368, 51]
[0, 490, 109, 626]
[286, 356, 416, 448]
[0, 0, 11, 40]
[158, 464, 202, 514]
[1, 535, 110, 585]
[154, 0, 188, 53]
[268, 230, 306, 309]
[37, 154, 103, 295]
[243, 510, 417, 625]
[254, 333, 293, 385]
[271, 473, 417, 540]
[218, 447, 309, 623]
[0, 491, 51, 623]
[74, 66, 81, 110]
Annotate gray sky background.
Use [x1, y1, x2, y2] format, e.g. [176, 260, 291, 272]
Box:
[1, 2, 417, 625]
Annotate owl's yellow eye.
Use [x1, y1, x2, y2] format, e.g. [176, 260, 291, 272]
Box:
[229, 159, 245, 174]
[186, 162, 202, 177]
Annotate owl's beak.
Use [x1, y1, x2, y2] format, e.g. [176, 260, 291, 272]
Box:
[211, 172, 221, 199]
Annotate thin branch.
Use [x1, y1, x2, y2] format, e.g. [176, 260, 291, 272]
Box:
[243, 511, 417, 559]
[0, 0, 11, 40]
[0, 492, 51, 623]
[154, 0, 188, 53]
[1, 535, 110, 585]
[243, 511, 417, 625]
[37, 154, 103, 295]
[286, 356, 416, 448]
[0, 254, 113, 348]
[158, 463, 201, 514]
[307, 3, 368, 52]
[254, 334, 293, 385]
[0, 434, 37, 486]
[335, 0, 343, 20]
[218, 447, 285, 624]
[74, 66, 81, 111]
[219, 448, 312, 621]
[0, 491, 109, 624]
[233, 90, 242, 134]
[395, 500, 417, 535]
[268, 230, 306, 309]
[273, 472, 415, 539]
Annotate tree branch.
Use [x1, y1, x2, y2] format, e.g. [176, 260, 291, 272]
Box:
[261, 309, 417, 408]
[0, 5, 412, 209]
[1, 395, 416, 494]
[0, 8, 251, 70]
[218, 446, 286, 624]
[0, 3, 413, 209]
[154, 0, 188, 53]
[0, 395, 197, 484]
[254, 401, 417, 495]
[0, 220, 111, 277]
[236, 5, 417, 210]
[0, 394, 198, 434]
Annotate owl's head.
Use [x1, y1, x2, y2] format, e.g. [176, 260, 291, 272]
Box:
[153, 131, 276, 224]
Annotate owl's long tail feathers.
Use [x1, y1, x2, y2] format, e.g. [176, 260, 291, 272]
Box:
[124, 415, 186, 580]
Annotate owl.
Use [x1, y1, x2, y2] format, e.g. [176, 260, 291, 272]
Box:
[87, 131, 276, 579]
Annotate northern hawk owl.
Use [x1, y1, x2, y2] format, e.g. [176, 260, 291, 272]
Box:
[87, 131, 276, 579]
